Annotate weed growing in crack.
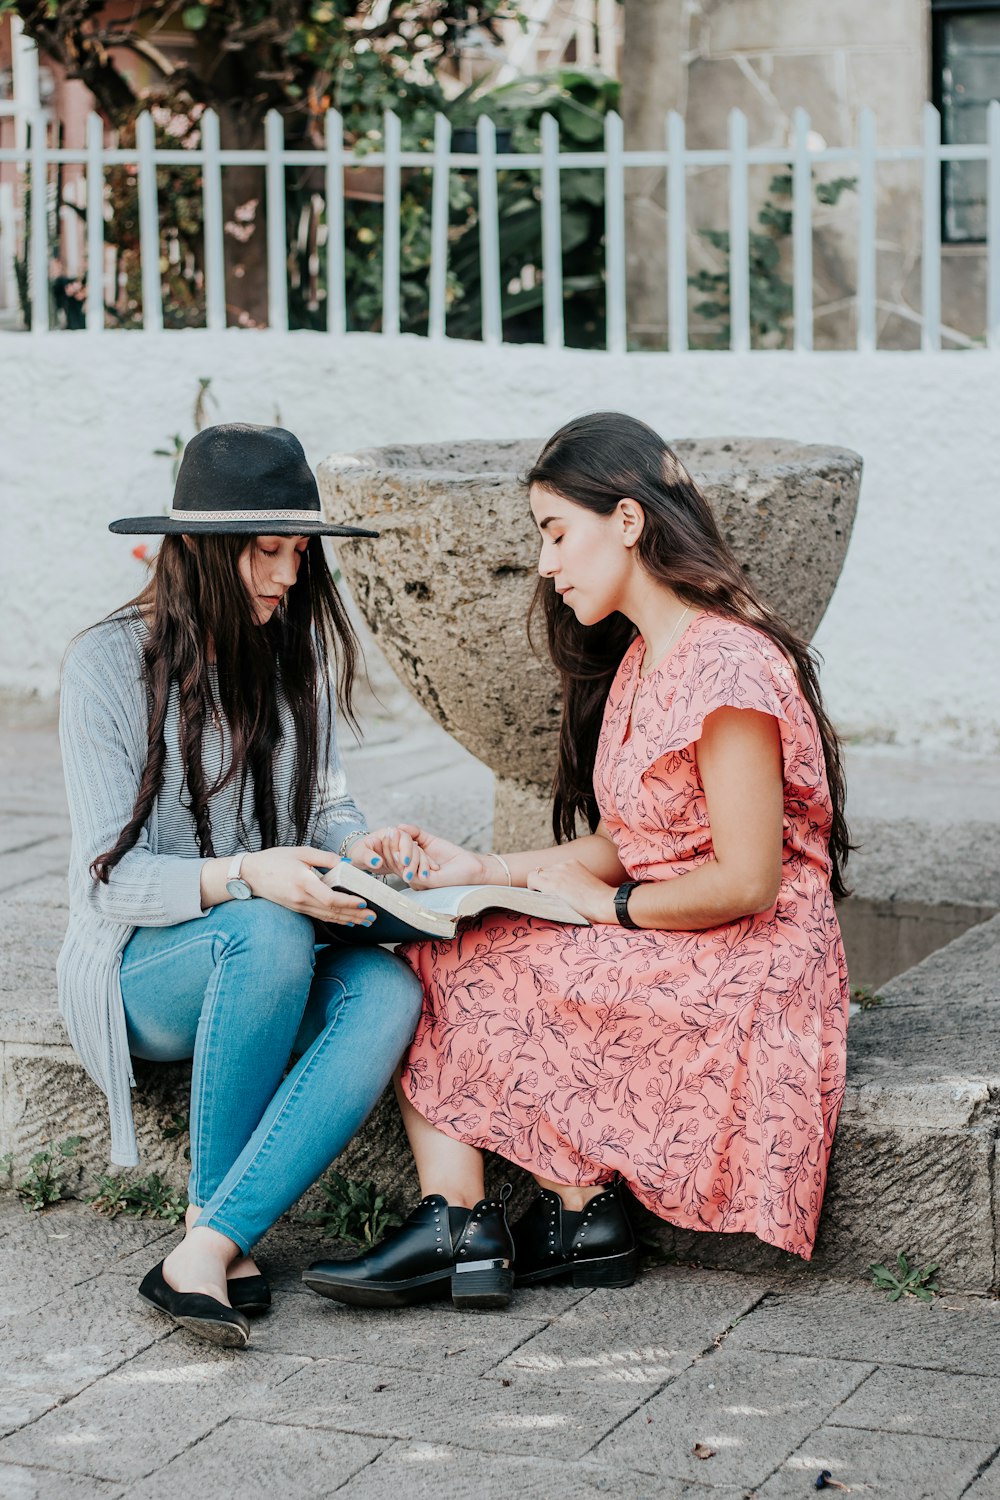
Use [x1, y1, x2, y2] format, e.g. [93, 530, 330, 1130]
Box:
[871, 1252, 941, 1303]
[16, 1136, 83, 1211]
[302, 1170, 400, 1246]
[89, 1172, 187, 1224]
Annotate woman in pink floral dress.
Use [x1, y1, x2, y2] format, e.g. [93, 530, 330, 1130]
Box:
[305, 413, 851, 1312]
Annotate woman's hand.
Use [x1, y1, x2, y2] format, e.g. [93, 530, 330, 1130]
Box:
[374, 825, 493, 890]
[239, 847, 376, 925]
[346, 826, 439, 886]
[526, 859, 619, 924]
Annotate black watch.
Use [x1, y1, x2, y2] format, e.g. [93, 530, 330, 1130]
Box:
[614, 880, 646, 930]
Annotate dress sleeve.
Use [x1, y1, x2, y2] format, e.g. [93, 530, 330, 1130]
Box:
[630, 627, 796, 769]
[59, 637, 208, 927]
[667, 634, 792, 749]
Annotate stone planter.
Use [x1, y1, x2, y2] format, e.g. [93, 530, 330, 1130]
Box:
[318, 437, 861, 847]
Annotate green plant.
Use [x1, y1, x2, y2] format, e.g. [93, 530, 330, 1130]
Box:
[153, 378, 218, 487]
[0, 1151, 12, 1189]
[303, 1170, 400, 1246]
[89, 1172, 187, 1224]
[162, 1110, 192, 1162]
[851, 984, 883, 1011]
[690, 172, 856, 349]
[16, 1136, 83, 1212]
[871, 1252, 941, 1303]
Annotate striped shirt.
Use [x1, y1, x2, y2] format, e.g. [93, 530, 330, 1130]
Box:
[57, 609, 367, 1166]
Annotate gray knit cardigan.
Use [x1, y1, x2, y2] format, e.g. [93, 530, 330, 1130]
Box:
[57, 611, 368, 1166]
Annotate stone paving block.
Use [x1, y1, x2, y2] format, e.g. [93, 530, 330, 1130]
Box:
[0, 1388, 63, 1444]
[128, 1417, 384, 1499]
[967, 1456, 1000, 1499]
[593, 1345, 872, 1489]
[252, 1291, 550, 1379]
[726, 1282, 1000, 1376]
[755, 1424, 995, 1499]
[830, 1364, 1000, 1443]
[264, 1357, 648, 1460]
[0, 1270, 173, 1404]
[0, 1340, 307, 1484]
[489, 1267, 769, 1393]
[0, 1203, 175, 1318]
[0, 1463, 124, 1499]
[336, 1442, 744, 1500]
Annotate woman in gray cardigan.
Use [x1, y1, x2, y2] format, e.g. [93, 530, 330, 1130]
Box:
[58, 424, 429, 1348]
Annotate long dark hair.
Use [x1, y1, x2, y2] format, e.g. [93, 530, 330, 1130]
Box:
[527, 412, 851, 899]
[91, 534, 360, 883]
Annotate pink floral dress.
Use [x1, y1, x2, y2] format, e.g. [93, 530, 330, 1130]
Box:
[398, 614, 849, 1259]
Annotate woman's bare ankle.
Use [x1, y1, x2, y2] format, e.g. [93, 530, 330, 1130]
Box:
[419, 1182, 485, 1210]
[535, 1179, 608, 1214]
[183, 1205, 258, 1278]
[163, 1225, 241, 1302]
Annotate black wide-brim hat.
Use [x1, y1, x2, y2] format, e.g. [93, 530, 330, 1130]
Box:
[109, 423, 379, 538]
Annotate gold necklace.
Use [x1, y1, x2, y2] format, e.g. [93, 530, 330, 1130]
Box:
[626, 606, 692, 735]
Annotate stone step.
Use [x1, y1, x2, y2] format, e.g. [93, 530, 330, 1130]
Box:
[2, 878, 998, 1290]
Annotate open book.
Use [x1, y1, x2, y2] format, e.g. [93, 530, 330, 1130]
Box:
[321, 858, 589, 940]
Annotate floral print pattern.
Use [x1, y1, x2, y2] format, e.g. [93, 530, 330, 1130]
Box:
[399, 614, 849, 1259]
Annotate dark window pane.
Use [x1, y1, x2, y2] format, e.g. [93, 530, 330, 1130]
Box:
[941, 11, 1000, 241]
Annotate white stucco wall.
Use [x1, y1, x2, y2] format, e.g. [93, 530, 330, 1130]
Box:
[2, 332, 997, 752]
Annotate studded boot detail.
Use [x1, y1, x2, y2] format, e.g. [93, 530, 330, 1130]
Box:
[511, 1179, 639, 1289]
[303, 1185, 514, 1310]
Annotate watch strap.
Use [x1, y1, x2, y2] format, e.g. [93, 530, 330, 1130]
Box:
[614, 880, 645, 930]
[227, 852, 246, 882]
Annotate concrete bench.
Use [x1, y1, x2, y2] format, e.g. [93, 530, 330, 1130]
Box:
[2, 825, 999, 1290]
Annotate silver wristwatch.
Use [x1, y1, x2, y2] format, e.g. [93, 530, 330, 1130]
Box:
[225, 851, 253, 901]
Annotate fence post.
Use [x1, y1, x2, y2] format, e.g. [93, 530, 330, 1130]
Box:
[265, 110, 288, 332]
[604, 109, 626, 353]
[921, 101, 941, 352]
[988, 99, 1000, 352]
[856, 108, 877, 353]
[428, 111, 451, 340]
[28, 112, 49, 334]
[382, 109, 401, 336]
[85, 111, 104, 332]
[477, 113, 503, 345]
[136, 111, 163, 333]
[201, 109, 225, 332]
[541, 111, 564, 349]
[666, 110, 687, 353]
[728, 109, 750, 353]
[325, 109, 347, 337]
[792, 108, 813, 352]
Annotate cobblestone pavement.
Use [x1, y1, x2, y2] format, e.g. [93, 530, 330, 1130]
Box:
[2, 702, 1000, 1498]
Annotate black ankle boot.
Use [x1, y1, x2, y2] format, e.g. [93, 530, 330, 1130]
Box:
[512, 1180, 639, 1289]
[302, 1187, 514, 1310]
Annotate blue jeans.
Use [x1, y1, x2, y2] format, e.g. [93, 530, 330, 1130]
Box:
[119, 900, 423, 1254]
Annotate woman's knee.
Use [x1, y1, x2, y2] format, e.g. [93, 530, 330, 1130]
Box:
[322, 945, 424, 1036]
[209, 899, 316, 991]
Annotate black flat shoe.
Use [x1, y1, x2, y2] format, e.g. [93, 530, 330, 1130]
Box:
[512, 1180, 639, 1289]
[227, 1273, 271, 1317]
[303, 1187, 514, 1310]
[138, 1261, 251, 1348]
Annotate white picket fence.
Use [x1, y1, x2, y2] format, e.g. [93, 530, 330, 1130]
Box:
[2, 100, 1000, 350]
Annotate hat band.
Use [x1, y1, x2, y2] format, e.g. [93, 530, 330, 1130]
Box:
[168, 506, 324, 525]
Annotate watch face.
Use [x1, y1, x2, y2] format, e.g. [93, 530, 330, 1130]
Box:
[226, 878, 253, 901]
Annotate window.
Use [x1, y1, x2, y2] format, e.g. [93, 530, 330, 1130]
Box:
[933, 0, 1000, 241]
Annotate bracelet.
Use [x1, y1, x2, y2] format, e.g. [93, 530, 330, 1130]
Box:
[338, 829, 368, 860]
[490, 852, 513, 887]
[614, 880, 647, 930]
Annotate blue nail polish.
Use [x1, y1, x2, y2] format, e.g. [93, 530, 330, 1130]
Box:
[370, 857, 380, 866]
[347, 921, 355, 927]
[404, 856, 411, 866]
[357, 901, 365, 909]
[405, 870, 413, 880]
[363, 917, 375, 926]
